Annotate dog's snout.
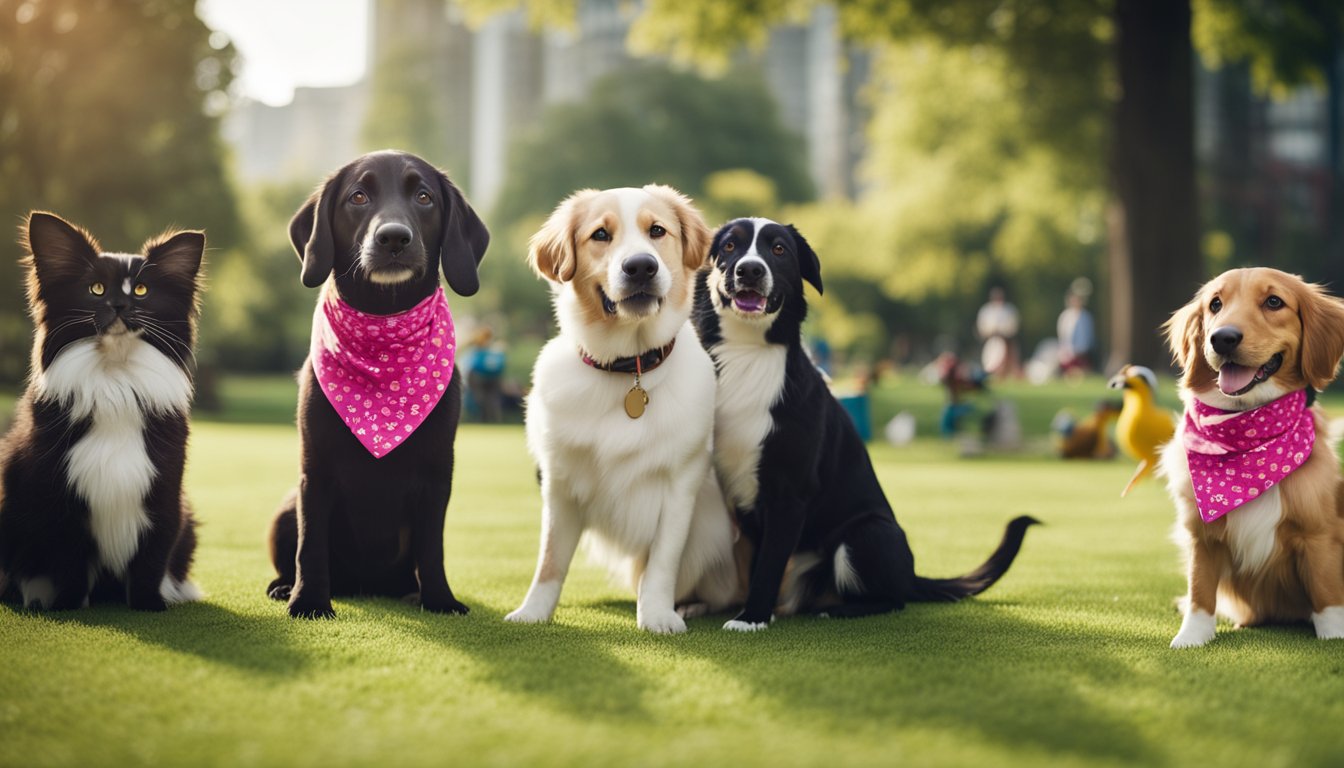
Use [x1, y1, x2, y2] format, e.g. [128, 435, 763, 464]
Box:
[374, 223, 413, 252]
[621, 253, 659, 280]
[1210, 326, 1243, 356]
[735, 261, 766, 282]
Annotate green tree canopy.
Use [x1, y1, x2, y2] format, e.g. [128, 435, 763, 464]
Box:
[0, 0, 240, 383]
[492, 63, 814, 226]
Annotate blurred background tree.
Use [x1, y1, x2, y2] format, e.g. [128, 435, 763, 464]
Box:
[492, 63, 813, 226]
[0, 0, 240, 381]
[2, 0, 1340, 398]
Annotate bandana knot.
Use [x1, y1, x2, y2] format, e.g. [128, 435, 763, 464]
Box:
[312, 286, 456, 458]
[1183, 389, 1314, 522]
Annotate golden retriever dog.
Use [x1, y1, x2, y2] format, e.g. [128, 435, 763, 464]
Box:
[1161, 267, 1344, 647]
[505, 186, 740, 633]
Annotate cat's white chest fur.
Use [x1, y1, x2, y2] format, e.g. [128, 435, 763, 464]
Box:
[36, 333, 192, 575]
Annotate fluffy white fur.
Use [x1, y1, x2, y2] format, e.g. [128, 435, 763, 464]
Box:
[1312, 605, 1344, 640]
[833, 544, 864, 595]
[507, 187, 737, 634]
[1170, 608, 1217, 649]
[35, 332, 198, 600]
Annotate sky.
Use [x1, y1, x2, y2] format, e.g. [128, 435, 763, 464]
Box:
[196, 0, 371, 107]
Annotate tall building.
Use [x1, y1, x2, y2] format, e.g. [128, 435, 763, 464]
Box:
[221, 0, 873, 209]
[223, 83, 369, 184]
[1195, 57, 1342, 280]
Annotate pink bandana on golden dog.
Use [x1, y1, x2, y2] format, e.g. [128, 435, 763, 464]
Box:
[1182, 389, 1314, 522]
[312, 286, 456, 458]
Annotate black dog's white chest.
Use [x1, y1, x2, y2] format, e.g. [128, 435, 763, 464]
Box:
[710, 341, 787, 511]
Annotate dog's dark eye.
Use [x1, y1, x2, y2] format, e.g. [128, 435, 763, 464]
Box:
[416, 190, 433, 205]
[1209, 297, 1222, 314]
[592, 228, 610, 242]
[772, 243, 785, 256]
[1265, 295, 1284, 310]
[722, 241, 735, 253]
[350, 190, 369, 205]
[650, 225, 666, 239]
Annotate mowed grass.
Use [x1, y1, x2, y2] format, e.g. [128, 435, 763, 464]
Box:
[2, 379, 1344, 766]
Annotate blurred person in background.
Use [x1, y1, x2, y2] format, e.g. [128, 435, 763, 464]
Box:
[1056, 278, 1096, 378]
[466, 326, 507, 423]
[976, 286, 1021, 379]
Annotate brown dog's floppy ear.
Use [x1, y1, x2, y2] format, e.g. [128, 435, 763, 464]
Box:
[1297, 281, 1344, 391]
[644, 184, 711, 272]
[437, 171, 490, 297]
[290, 169, 343, 288]
[786, 224, 823, 295]
[1163, 292, 1206, 387]
[528, 191, 589, 283]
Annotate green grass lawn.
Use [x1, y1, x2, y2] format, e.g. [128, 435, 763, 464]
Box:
[3, 380, 1344, 767]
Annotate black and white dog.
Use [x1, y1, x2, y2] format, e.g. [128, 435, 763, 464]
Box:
[692, 218, 1038, 630]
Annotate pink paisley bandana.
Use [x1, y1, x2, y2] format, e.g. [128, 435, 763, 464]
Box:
[1182, 389, 1314, 522]
[312, 286, 456, 458]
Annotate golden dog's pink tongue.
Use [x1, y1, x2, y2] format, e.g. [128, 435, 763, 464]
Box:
[1218, 363, 1255, 395]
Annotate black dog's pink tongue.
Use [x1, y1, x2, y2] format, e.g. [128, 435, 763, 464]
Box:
[1218, 363, 1255, 395]
[734, 292, 766, 313]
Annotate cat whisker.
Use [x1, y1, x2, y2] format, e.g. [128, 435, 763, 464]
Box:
[134, 320, 196, 368]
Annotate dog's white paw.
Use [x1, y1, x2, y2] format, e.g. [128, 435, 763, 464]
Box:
[638, 610, 688, 635]
[723, 619, 769, 633]
[1312, 606, 1344, 639]
[1170, 609, 1217, 648]
[504, 606, 553, 625]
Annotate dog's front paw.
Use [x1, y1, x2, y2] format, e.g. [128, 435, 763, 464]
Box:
[1312, 606, 1344, 639]
[504, 605, 552, 624]
[288, 595, 336, 620]
[638, 609, 688, 635]
[1170, 609, 1216, 648]
[266, 580, 292, 602]
[422, 596, 470, 615]
[128, 591, 168, 613]
[723, 619, 770, 632]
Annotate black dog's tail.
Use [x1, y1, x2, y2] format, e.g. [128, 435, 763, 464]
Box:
[909, 515, 1040, 603]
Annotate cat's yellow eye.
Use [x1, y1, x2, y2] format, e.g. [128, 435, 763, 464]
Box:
[134, 283, 148, 297]
[90, 282, 104, 296]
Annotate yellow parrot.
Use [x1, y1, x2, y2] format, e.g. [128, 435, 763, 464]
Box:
[1107, 365, 1176, 497]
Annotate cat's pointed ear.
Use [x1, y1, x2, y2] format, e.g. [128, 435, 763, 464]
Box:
[290, 168, 343, 289]
[23, 211, 101, 285]
[143, 230, 206, 282]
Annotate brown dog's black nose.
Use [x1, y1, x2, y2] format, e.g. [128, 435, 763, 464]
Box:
[374, 223, 412, 253]
[1210, 326, 1242, 356]
[622, 253, 659, 280]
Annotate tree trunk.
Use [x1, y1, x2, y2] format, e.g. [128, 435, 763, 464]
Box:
[1106, 0, 1202, 374]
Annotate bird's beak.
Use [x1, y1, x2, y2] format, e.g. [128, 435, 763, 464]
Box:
[1107, 374, 1127, 390]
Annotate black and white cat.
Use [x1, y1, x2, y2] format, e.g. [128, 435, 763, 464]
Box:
[0, 212, 204, 611]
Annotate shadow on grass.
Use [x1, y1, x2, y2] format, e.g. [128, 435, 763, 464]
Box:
[51, 600, 310, 676]
[354, 598, 655, 723]
[569, 596, 1162, 765]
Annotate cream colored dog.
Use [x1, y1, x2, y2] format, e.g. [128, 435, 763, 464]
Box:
[505, 185, 740, 633]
